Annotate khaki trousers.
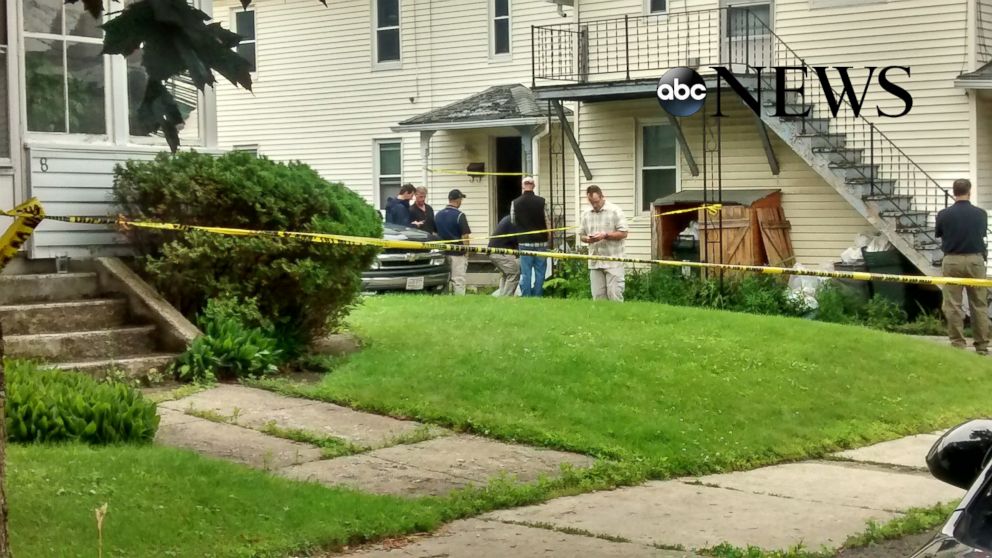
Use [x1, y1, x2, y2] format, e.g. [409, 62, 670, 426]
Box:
[942, 253, 990, 353]
[590, 266, 625, 302]
[490, 254, 520, 297]
[448, 255, 468, 296]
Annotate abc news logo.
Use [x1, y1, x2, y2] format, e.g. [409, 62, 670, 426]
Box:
[656, 66, 913, 119]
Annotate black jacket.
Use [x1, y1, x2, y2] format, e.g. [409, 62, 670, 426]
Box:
[410, 203, 436, 234]
[385, 197, 412, 227]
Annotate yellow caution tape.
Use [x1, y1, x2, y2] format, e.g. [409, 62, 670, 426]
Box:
[430, 203, 724, 245]
[3, 203, 989, 288]
[0, 198, 45, 272]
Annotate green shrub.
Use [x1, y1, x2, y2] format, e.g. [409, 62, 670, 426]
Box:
[173, 297, 282, 383]
[892, 305, 946, 336]
[733, 275, 808, 317]
[814, 282, 865, 324]
[865, 295, 909, 331]
[6, 361, 159, 444]
[544, 258, 592, 299]
[112, 151, 382, 345]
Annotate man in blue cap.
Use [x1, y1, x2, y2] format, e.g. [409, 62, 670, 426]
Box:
[435, 189, 472, 295]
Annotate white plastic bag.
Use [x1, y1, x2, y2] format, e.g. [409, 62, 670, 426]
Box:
[787, 264, 826, 310]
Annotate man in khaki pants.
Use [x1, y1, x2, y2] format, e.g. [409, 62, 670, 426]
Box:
[580, 185, 629, 301]
[936, 179, 990, 355]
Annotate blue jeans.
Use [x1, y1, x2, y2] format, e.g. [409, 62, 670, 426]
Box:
[519, 255, 547, 297]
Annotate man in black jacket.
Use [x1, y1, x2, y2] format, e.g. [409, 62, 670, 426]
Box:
[510, 176, 551, 297]
[385, 183, 415, 227]
[936, 178, 990, 355]
[410, 186, 436, 234]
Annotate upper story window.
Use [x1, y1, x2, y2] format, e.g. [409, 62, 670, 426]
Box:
[23, 0, 106, 134]
[375, 0, 400, 64]
[233, 8, 256, 72]
[639, 123, 678, 212]
[647, 0, 667, 13]
[492, 0, 510, 56]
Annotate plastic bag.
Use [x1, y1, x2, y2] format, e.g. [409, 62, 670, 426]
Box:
[787, 264, 827, 310]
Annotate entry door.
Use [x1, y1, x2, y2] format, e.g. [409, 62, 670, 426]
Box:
[494, 136, 522, 226]
[723, 3, 774, 74]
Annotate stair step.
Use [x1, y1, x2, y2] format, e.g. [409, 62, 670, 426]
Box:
[846, 178, 896, 197]
[780, 116, 832, 133]
[6, 325, 158, 362]
[795, 133, 847, 149]
[53, 353, 178, 380]
[812, 146, 864, 164]
[0, 272, 100, 305]
[0, 299, 128, 335]
[830, 162, 879, 181]
[882, 210, 930, 230]
[863, 194, 913, 213]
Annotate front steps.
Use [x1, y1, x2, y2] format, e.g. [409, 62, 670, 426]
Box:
[0, 269, 182, 380]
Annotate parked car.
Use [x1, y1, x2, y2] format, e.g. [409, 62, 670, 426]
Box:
[361, 223, 450, 292]
[911, 420, 992, 557]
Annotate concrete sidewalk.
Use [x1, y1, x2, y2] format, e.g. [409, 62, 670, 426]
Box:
[152, 385, 962, 557]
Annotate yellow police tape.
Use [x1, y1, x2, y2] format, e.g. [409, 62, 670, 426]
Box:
[2, 201, 990, 288]
[427, 203, 724, 245]
[0, 199, 44, 272]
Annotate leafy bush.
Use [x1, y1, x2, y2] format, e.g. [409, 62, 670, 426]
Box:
[814, 282, 866, 324]
[892, 305, 946, 336]
[112, 151, 382, 345]
[865, 295, 909, 331]
[173, 297, 282, 383]
[543, 258, 592, 299]
[6, 361, 159, 444]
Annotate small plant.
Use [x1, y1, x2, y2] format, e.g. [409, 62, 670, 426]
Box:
[893, 304, 946, 336]
[6, 361, 159, 444]
[814, 282, 865, 324]
[543, 258, 592, 299]
[172, 296, 282, 383]
[865, 295, 908, 331]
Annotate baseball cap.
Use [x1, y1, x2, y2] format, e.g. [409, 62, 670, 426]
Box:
[448, 189, 467, 200]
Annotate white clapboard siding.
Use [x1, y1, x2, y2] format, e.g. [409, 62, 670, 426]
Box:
[25, 147, 158, 259]
[577, 98, 873, 266]
[213, 0, 580, 226]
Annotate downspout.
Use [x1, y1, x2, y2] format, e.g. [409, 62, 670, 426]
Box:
[532, 123, 550, 190]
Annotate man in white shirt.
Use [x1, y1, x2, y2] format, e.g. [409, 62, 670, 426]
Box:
[579, 185, 629, 301]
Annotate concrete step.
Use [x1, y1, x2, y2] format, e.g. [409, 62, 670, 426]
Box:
[54, 353, 178, 379]
[829, 162, 880, 182]
[846, 177, 897, 197]
[812, 146, 864, 165]
[882, 210, 930, 230]
[0, 299, 128, 335]
[795, 132, 847, 150]
[6, 325, 158, 362]
[0, 273, 100, 305]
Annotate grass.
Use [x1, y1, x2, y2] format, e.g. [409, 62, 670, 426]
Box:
[7, 444, 444, 558]
[261, 295, 992, 477]
[702, 501, 957, 557]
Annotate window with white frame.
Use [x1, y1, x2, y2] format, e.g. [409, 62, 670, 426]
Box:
[23, 0, 107, 134]
[375, 0, 400, 64]
[375, 141, 402, 209]
[727, 3, 771, 38]
[640, 124, 678, 212]
[492, 0, 510, 56]
[233, 8, 256, 72]
[647, 0, 667, 13]
[0, 0, 10, 158]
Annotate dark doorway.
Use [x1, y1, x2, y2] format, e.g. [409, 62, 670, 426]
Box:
[494, 136, 522, 225]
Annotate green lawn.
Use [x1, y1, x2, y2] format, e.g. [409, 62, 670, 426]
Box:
[8, 444, 444, 558]
[271, 295, 992, 476]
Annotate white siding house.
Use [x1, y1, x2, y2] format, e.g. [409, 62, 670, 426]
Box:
[213, 0, 992, 273]
[1, 0, 218, 262]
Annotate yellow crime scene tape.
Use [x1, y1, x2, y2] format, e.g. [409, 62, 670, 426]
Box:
[0, 199, 45, 271]
[2, 199, 991, 288]
[427, 203, 724, 245]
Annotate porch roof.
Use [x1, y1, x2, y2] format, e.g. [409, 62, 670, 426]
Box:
[653, 189, 781, 207]
[955, 61, 992, 89]
[393, 85, 571, 132]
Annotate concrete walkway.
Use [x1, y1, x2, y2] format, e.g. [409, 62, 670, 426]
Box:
[153, 385, 963, 557]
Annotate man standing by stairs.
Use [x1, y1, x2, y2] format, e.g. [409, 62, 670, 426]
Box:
[936, 179, 990, 355]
